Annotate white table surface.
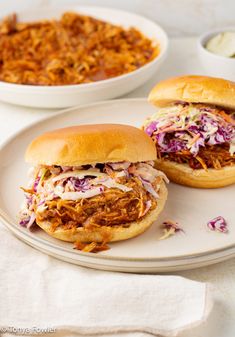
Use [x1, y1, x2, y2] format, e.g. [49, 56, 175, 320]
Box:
[0, 37, 235, 337]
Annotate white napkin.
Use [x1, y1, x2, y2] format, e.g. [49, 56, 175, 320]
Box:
[0, 225, 212, 337]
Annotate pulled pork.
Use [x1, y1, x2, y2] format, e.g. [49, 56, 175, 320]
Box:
[74, 241, 110, 253]
[20, 162, 167, 235]
[144, 102, 235, 170]
[0, 12, 158, 85]
[35, 176, 158, 231]
[157, 143, 235, 170]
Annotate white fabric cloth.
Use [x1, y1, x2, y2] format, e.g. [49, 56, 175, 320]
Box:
[0, 226, 212, 337]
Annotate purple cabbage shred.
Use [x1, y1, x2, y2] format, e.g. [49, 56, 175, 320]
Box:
[207, 216, 228, 233]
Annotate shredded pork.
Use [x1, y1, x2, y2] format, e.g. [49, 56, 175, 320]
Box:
[147, 103, 235, 170]
[34, 176, 158, 231]
[0, 12, 158, 85]
[20, 162, 165, 234]
[74, 241, 110, 253]
[157, 143, 235, 169]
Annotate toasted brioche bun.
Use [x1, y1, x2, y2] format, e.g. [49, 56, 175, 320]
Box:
[148, 75, 235, 110]
[25, 124, 156, 166]
[154, 159, 235, 188]
[36, 181, 167, 243]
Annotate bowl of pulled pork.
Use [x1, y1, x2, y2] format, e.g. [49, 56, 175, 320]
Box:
[0, 6, 168, 108]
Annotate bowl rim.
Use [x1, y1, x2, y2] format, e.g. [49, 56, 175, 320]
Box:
[0, 5, 169, 92]
[198, 26, 235, 62]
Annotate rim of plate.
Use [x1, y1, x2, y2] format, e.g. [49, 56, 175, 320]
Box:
[0, 6, 169, 91]
[1, 97, 235, 263]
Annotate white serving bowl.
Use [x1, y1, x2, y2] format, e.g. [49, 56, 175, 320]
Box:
[198, 27, 235, 81]
[0, 6, 169, 108]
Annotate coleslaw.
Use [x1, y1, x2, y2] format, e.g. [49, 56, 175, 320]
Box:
[144, 103, 235, 156]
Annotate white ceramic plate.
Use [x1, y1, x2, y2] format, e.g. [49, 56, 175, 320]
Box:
[0, 98, 235, 273]
[0, 6, 168, 108]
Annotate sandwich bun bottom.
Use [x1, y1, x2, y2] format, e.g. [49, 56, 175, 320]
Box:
[36, 181, 167, 243]
[154, 159, 235, 188]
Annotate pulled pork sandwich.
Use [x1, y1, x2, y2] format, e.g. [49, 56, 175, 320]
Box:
[19, 124, 168, 249]
[143, 75, 235, 188]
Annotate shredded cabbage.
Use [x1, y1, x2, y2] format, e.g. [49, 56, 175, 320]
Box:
[141, 180, 159, 198]
[108, 162, 131, 170]
[93, 177, 132, 192]
[229, 140, 235, 155]
[207, 216, 228, 233]
[51, 169, 103, 182]
[19, 212, 36, 229]
[57, 187, 105, 201]
[159, 220, 184, 240]
[144, 104, 235, 156]
[20, 161, 167, 221]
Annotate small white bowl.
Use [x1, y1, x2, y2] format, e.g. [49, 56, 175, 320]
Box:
[0, 6, 169, 109]
[198, 27, 235, 81]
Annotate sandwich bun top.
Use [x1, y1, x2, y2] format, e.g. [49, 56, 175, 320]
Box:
[148, 75, 235, 110]
[25, 124, 156, 166]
